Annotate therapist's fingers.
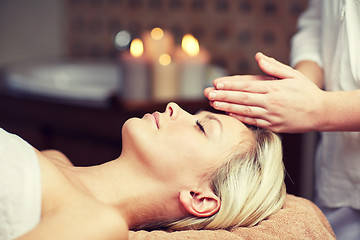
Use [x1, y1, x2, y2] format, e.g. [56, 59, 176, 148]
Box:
[211, 101, 268, 119]
[207, 89, 266, 107]
[213, 75, 275, 89]
[213, 74, 274, 83]
[229, 113, 271, 129]
[204, 86, 215, 97]
[212, 79, 273, 93]
[255, 52, 299, 79]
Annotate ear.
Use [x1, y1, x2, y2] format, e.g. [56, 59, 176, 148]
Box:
[179, 188, 220, 217]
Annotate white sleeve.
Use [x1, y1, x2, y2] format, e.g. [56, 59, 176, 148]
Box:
[290, 0, 323, 68]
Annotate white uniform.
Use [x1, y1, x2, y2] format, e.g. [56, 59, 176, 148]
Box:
[0, 129, 41, 240]
[290, 0, 360, 238]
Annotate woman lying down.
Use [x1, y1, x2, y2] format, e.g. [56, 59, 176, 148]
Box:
[0, 102, 286, 240]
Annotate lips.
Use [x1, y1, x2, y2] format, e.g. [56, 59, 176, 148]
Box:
[152, 112, 160, 129]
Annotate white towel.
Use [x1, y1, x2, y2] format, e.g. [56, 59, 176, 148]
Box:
[0, 128, 41, 240]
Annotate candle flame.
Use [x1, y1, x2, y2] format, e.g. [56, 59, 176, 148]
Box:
[159, 53, 171, 66]
[151, 27, 164, 40]
[130, 38, 144, 57]
[181, 34, 199, 57]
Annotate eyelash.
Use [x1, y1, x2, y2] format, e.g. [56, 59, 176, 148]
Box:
[196, 120, 206, 134]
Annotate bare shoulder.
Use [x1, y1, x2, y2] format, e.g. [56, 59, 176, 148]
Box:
[20, 201, 129, 240]
[59, 200, 129, 240]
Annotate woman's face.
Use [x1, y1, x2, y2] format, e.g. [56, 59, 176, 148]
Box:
[122, 102, 254, 187]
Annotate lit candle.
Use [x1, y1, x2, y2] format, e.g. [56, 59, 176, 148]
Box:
[142, 27, 175, 62]
[120, 38, 150, 101]
[175, 34, 210, 99]
[152, 53, 178, 101]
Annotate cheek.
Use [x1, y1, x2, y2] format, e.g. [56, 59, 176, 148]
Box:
[161, 129, 205, 156]
[152, 132, 210, 179]
[157, 133, 200, 164]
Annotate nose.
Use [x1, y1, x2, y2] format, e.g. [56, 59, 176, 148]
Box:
[165, 102, 184, 120]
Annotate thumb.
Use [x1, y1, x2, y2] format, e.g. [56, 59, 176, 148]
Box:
[255, 52, 297, 79]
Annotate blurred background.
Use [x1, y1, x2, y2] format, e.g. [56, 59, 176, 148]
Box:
[0, 0, 305, 73]
[0, 0, 315, 199]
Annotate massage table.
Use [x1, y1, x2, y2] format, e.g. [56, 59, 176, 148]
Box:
[129, 194, 335, 239]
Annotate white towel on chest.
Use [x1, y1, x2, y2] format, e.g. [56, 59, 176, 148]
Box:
[0, 128, 41, 240]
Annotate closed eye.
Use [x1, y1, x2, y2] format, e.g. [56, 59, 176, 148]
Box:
[196, 120, 206, 134]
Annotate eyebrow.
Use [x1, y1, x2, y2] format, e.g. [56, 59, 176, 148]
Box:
[205, 114, 223, 133]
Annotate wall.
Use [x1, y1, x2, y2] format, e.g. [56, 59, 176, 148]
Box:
[0, 0, 308, 73]
[65, 0, 308, 75]
[0, 0, 65, 65]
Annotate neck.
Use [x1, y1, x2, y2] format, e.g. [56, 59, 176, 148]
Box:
[62, 153, 184, 229]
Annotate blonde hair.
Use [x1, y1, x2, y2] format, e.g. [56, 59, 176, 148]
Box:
[167, 127, 286, 230]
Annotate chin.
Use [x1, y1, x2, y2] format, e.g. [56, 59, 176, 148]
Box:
[122, 117, 142, 145]
[121, 117, 155, 160]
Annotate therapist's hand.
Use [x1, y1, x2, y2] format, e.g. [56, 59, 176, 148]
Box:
[204, 52, 326, 133]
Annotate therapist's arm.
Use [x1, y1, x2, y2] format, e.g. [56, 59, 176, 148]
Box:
[318, 89, 360, 132]
[294, 60, 324, 88]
